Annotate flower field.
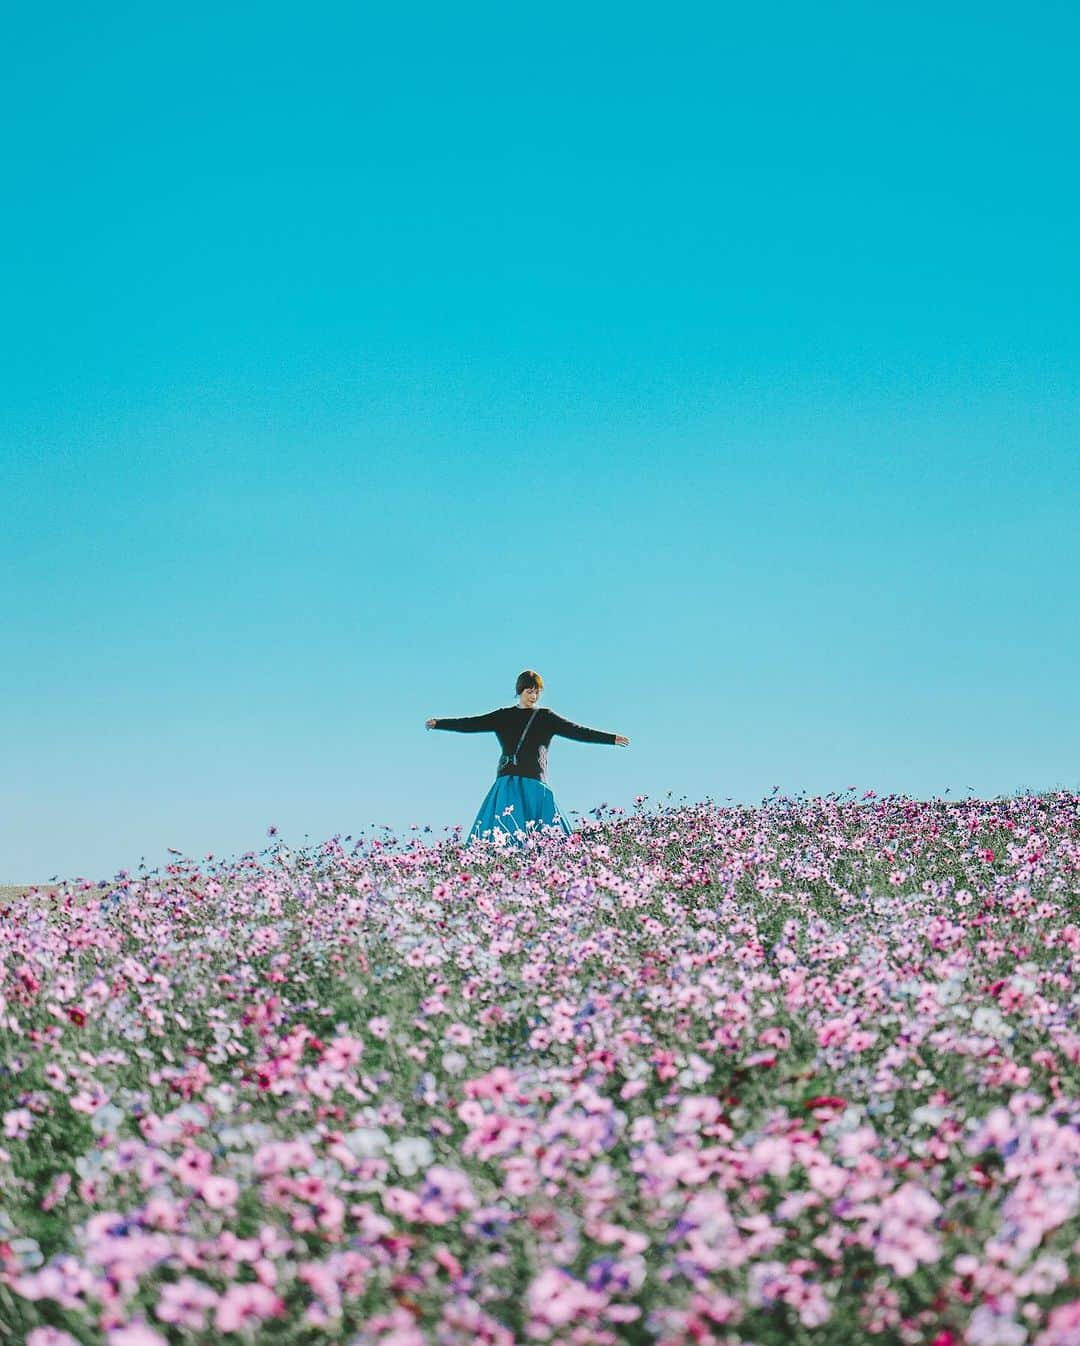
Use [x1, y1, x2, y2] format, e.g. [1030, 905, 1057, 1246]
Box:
[2, 791, 1078, 1346]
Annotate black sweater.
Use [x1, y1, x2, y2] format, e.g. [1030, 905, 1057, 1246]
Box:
[432, 705, 617, 783]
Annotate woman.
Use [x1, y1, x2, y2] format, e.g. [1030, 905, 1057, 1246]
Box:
[426, 669, 630, 845]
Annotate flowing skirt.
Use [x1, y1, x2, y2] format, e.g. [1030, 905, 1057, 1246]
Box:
[467, 774, 573, 846]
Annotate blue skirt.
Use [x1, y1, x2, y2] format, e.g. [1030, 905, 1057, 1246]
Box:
[467, 774, 573, 846]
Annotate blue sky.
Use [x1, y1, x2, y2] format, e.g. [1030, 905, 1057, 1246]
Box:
[2, 2, 1078, 881]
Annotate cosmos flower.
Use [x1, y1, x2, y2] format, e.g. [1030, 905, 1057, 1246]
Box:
[2, 792, 1075, 1345]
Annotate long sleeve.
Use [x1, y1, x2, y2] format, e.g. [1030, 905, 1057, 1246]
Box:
[546, 710, 618, 745]
[432, 709, 502, 733]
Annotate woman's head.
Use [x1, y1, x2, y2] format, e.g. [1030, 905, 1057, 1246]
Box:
[516, 670, 543, 705]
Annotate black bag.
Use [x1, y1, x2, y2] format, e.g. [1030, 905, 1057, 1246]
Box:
[497, 709, 539, 773]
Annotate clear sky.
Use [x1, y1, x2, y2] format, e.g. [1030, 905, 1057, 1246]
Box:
[2, 2, 1078, 882]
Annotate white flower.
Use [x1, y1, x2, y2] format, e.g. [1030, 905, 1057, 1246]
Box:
[75, 1152, 107, 1179]
[965, 1305, 1027, 1346]
[972, 1007, 1008, 1039]
[938, 978, 965, 1005]
[441, 1050, 468, 1075]
[343, 1127, 389, 1159]
[685, 1053, 712, 1083]
[205, 1086, 236, 1114]
[9, 1237, 42, 1270]
[172, 1103, 207, 1126]
[389, 1136, 434, 1175]
[90, 1103, 125, 1136]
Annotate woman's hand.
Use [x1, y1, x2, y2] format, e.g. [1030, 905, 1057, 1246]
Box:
[425, 718, 437, 729]
[615, 735, 630, 746]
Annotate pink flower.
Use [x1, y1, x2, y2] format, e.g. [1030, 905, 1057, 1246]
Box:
[155, 1276, 219, 1330]
[868, 1183, 943, 1277]
[3, 1108, 33, 1139]
[141, 1195, 183, 1231]
[808, 1164, 847, 1198]
[322, 1034, 364, 1069]
[69, 1088, 106, 1114]
[198, 1175, 240, 1209]
[1036, 1301, 1080, 1346]
[462, 1113, 529, 1161]
[748, 1263, 831, 1327]
[298, 1261, 342, 1313]
[817, 1018, 850, 1047]
[419, 1165, 477, 1222]
[382, 1186, 423, 1220]
[652, 1050, 678, 1081]
[527, 1267, 607, 1328]
[789, 1279, 831, 1328]
[464, 1066, 516, 1101]
[253, 1138, 317, 1177]
[174, 1148, 212, 1187]
[213, 1282, 286, 1332]
[106, 1326, 170, 1346]
[41, 1171, 72, 1211]
[27, 1332, 80, 1346]
[503, 1156, 540, 1196]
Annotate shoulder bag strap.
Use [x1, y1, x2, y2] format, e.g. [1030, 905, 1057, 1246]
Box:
[503, 708, 540, 765]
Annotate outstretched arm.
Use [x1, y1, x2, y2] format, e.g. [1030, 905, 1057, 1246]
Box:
[426, 710, 502, 733]
[546, 711, 625, 746]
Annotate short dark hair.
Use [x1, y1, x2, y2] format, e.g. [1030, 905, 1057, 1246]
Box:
[515, 669, 544, 695]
